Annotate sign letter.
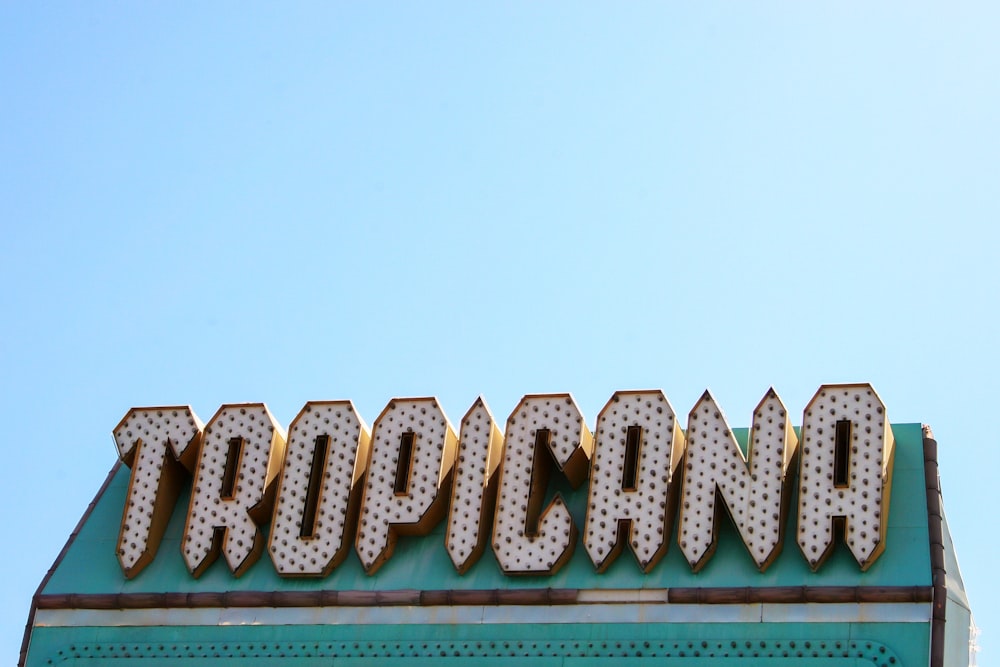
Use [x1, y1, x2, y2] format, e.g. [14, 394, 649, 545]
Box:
[355, 398, 457, 574]
[678, 389, 798, 571]
[797, 384, 894, 570]
[182, 404, 286, 577]
[493, 394, 592, 575]
[584, 391, 684, 572]
[268, 401, 371, 576]
[114, 407, 203, 578]
[446, 397, 504, 573]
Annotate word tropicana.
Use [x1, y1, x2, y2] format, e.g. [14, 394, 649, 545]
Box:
[113, 383, 893, 579]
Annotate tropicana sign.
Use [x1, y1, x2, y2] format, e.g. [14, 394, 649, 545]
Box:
[112, 383, 893, 580]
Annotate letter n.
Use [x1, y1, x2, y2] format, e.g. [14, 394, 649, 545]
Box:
[678, 389, 797, 572]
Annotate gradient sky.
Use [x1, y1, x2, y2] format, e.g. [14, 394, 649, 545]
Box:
[2, 3, 998, 663]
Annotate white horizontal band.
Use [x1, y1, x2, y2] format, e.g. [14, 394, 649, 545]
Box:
[34, 601, 931, 628]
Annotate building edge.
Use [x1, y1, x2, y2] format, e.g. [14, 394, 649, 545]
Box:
[19, 461, 123, 667]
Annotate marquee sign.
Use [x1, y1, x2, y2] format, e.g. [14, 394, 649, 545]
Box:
[112, 383, 894, 580]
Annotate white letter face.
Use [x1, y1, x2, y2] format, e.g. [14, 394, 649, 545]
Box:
[492, 394, 593, 575]
[584, 391, 684, 572]
[183, 404, 286, 577]
[114, 407, 204, 578]
[446, 398, 504, 574]
[355, 398, 457, 574]
[797, 384, 894, 571]
[269, 401, 371, 577]
[678, 389, 797, 572]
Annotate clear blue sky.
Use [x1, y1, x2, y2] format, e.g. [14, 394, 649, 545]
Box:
[2, 3, 997, 663]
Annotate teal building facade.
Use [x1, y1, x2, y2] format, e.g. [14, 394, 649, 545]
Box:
[20, 391, 975, 666]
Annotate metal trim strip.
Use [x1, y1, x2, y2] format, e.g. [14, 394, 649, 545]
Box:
[34, 601, 933, 628]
